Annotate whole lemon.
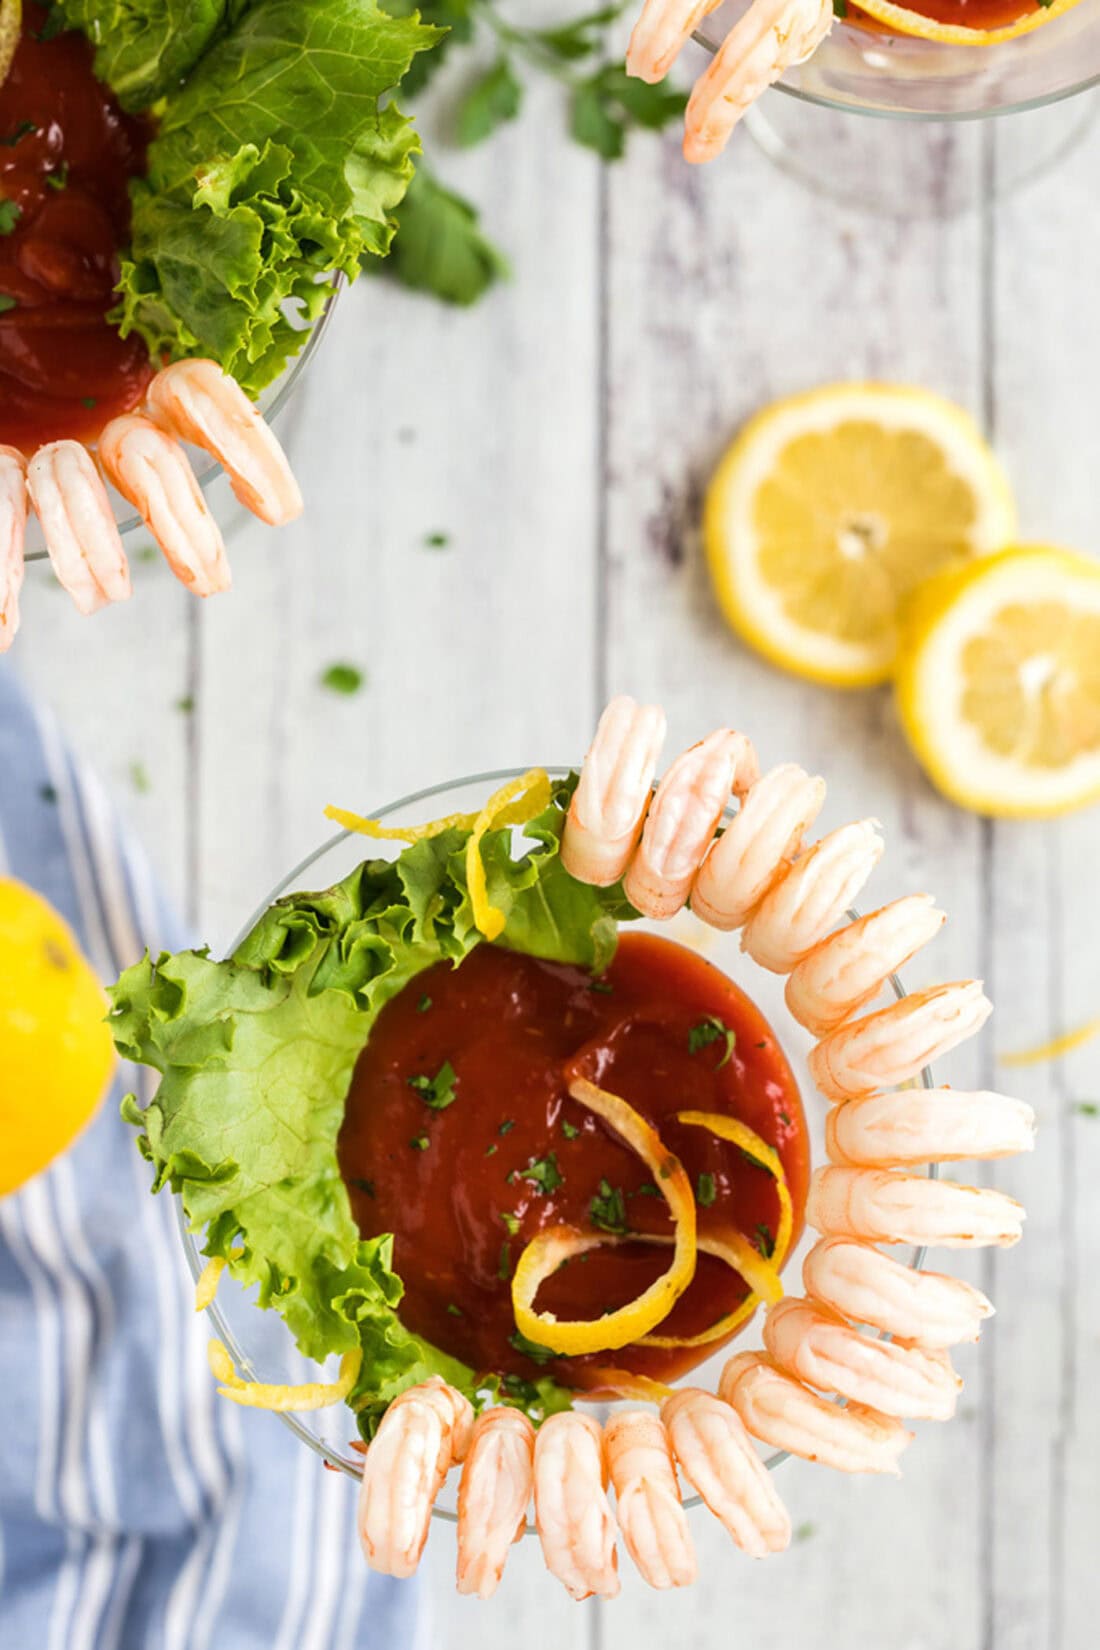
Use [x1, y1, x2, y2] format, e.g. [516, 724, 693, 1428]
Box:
[0, 878, 115, 1196]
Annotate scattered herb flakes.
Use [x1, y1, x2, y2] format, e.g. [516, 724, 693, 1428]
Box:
[739, 1146, 769, 1172]
[754, 1221, 775, 1259]
[1073, 1101, 1099, 1117]
[688, 1015, 736, 1069]
[630, 1182, 658, 1199]
[499, 1119, 516, 1135]
[509, 1330, 555, 1366]
[521, 1153, 563, 1194]
[417, 994, 432, 1013]
[174, 695, 195, 714]
[407, 1060, 458, 1110]
[136, 546, 158, 563]
[778, 1109, 793, 1128]
[561, 1119, 580, 1140]
[794, 1521, 817, 1543]
[0, 201, 21, 235]
[696, 1171, 717, 1208]
[423, 530, 449, 549]
[2, 122, 36, 146]
[485, 1142, 498, 1157]
[320, 662, 364, 696]
[589, 1178, 628, 1235]
[500, 1212, 520, 1236]
[46, 163, 69, 192]
[0, 295, 17, 314]
[498, 1242, 512, 1280]
[38, 783, 58, 805]
[446, 1302, 464, 1317]
[505, 1170, 516, 1185]
[80, 396, 97, 410]
[409, 1133, 431, 1151]
[350, 1176, 376, 1197]
[129, 761, 150, 794]
[659, 1161, 673, 1180]
[588, 979, 614, 994]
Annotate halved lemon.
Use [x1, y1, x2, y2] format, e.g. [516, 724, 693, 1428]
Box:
[851, 0, 1084, 48]
[704, 384, 1016, 688]
[896, 546, 1100, 818]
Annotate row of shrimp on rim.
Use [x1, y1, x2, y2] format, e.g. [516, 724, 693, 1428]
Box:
[352, 698, 1033, 1598]
[0, 359, 303, 651]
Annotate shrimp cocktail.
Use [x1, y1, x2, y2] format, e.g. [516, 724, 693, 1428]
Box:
[625, 0, 1091, 160]
[110, 697, 1034, 1599]
[0, 0, 441, 649]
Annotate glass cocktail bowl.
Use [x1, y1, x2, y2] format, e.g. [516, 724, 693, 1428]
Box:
[21, 274, 341, 564]
[177, 767, 936, 1523]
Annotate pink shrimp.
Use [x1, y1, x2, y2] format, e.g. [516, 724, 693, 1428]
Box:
[662, 1387, 790, 1556]
[98, 414, 231, 597]
[605, 1410, 697, 1588]
[0, 444, 27, 652]
[561, 695, 667, 886]
[357, 1378, 473, 1578]
[456, 1408, 535, 1599]
[26, 440, 131, 615]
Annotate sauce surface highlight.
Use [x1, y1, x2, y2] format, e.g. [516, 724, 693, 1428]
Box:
[0, 4, 154, 450]
[339, 931, 809, 1388]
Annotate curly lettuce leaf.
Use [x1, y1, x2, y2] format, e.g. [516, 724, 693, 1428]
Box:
[112, 781, 626, 1428]
[110, 0, 442, 394]
[54, 0, 231, 110]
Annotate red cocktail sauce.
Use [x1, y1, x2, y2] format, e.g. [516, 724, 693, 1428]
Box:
[0, 3, 153, 450]
[339, 932, 810, 1388]
[849, 0, 1054, 32]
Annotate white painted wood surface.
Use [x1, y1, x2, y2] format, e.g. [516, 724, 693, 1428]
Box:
[12, 40, 1100, 1650]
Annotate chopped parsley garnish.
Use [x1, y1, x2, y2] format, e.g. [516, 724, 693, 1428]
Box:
[174, 695, 194, 714]
[446, 1302, 463, 1317]
[129, 761, 150, 794]
[424, 530, 449, 548]
[417, 994, 432, 1013]
[350, 1176, 375, 1197]
[588, 979, 614, 994]
[485, 1143, 498, 1157]
[0, 295, 17, 314]
[409, 1133, 430, 1151]
[521, 1153, 563, 1194]
[46, 163, 70, 192]
[320, 662, 364, 695]
[794, 1521, 816, 1543]
[39, 783, 58, 805]
[1073, 1101, 1099, 1118]
[498, 1242, 512, 1279]
[499, 1119, 516, 1135]
[509, 1330, 556, 1366]
[754, 1221, 775, 1259]
[630, 1182, 659, 1199]
[696, 1172, 717, 1208]
[2, 122, 36, 146]
[407, 1060, 457, 1110]
[561, 1120, 580, 1140]
[589, 1178, 628, 1235]
[0, 201, 22, 236]
[688, 1015, 736, 1069]
[500, 1211, 520, 1236]
[778, 1109, 793, 1127]
[739, 1147, 769, 1172]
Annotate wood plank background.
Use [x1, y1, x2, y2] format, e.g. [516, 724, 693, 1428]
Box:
[12, 36, 1100, 1650]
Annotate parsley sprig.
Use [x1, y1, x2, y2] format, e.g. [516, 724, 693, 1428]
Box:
[688, 1015, 736, 1070]
[407, 1060, 458, 1110]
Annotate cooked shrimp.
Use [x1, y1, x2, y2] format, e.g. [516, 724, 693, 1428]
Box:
[806, 1166, 1025, 1248]
[533, 1411, 619, 1600]
[691, 763, 826, 932]
[627, 0, 723, 83]
[808, 981, 992, 1101]
[662, 1388, 789, 1557]
[456, 1408, 535, 1599]
[719, 1352, 912, 1474]
[803, 1236, 994, 1349]
[358, 1377, 473, 1578]
[826, 1088, 1037, 1168]
[785, 895, 946, 1036]
[741, 819, 884, 974]
[26, 441, 131, 615]
[98, 414, 231, 598]
[623, 728, 757, 920]
[146, 358, 303, 527]
[682, 0, 834, 164]
[561, 695, 667, 886]
[0, 444, 27, 652]
[762, 1297, 961, 1421]
[605, 1411, 696, 1589]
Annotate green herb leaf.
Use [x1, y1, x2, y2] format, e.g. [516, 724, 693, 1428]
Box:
[129, 761, 151, 794]
[2, 122, 37, 146]
[561, 1120, 580, 1140]
[509, 1329, 556, 1366]
[696, 1171, 717, 1208]
[455, 55, 523, 148]
[384, 165, 508, 306]
[350, 1176, 375, 1196]
[0, 295, 18, 314]
[521, 1152, 563, 1194]
[423, 531, 449, 549]
[588, 1177, 627, 1234]
[417, 994, 432, 1013]
[571, 63, 687, 161]
[535, 5, 628, 61]
[688, 1015, 736, 1069]
[1073, 1101, 1099, 1117]
[320, 662, 364, 695]
[174, 695, 195, 714]
[446, 1302, 463, 1317]
[501, 1211, 520, 1236]
[499, 1119, 516, 1135]
[409, 1133, 430, 1151]
[407, 1060, 458, 1111]
[630, 1182, 658, 1198]
[46, 163, 70, 192]
[498, 1241, 511, 1279]
[0, 201, 22, 236]
[485, 1142, 498, 1157]
[754, 1221, 775, 1259]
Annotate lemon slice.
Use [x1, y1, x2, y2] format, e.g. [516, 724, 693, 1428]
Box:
[851, 0, 1083, 47]
[0, 0, 21, 90]
[895, 546, 1100, 817]
[704, 384, 1016, 688]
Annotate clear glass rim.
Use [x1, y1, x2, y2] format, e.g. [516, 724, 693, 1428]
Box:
[691, 10, 1100, 122]
[178, 765, 937, 1520]
[21, 270, 343, 563]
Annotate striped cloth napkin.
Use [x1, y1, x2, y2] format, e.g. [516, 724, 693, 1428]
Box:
[0, 666, 425, 1650]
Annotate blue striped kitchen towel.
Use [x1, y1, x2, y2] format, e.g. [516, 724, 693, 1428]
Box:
[0, 664, 426, 1650]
